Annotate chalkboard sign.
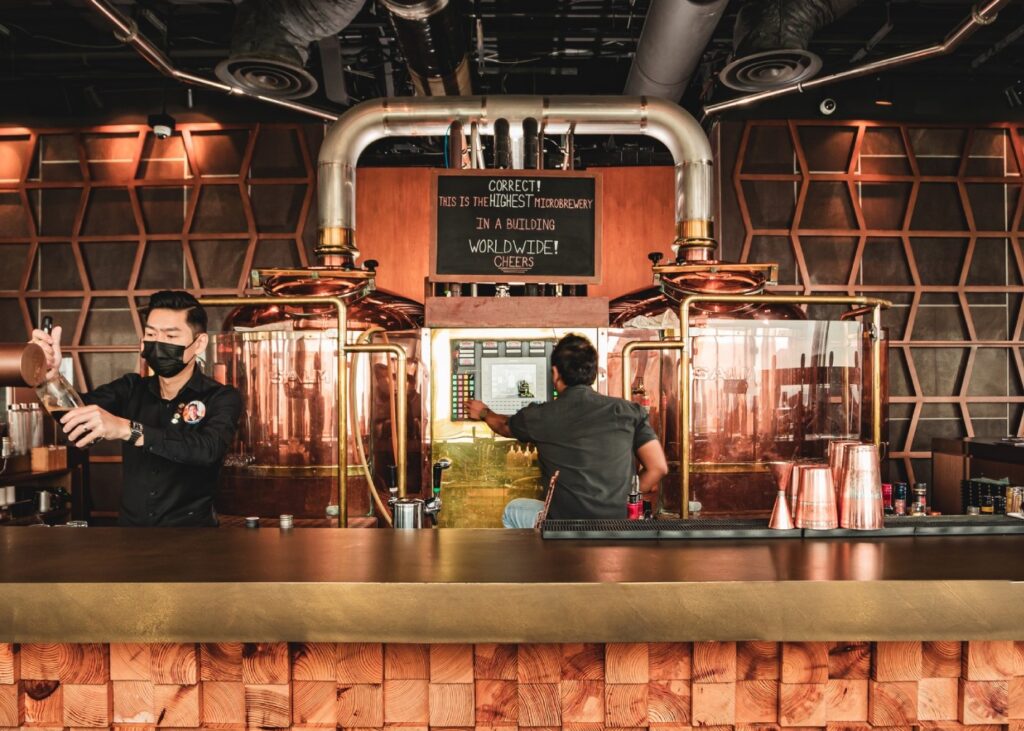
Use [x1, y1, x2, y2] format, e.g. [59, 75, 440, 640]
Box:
[430, 170, 601, 284]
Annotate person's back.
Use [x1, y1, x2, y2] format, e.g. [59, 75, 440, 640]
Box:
[508, 385, 653, 519]
[466, 333, 668, 528]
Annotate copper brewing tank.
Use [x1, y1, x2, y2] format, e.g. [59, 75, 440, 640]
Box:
[609, 253, 884, 518]
[208, 268, 426, 524]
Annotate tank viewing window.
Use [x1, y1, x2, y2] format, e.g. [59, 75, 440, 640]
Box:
[690, 319, 863, 466]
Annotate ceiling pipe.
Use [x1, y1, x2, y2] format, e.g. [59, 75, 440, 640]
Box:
[623, 0, 730, 101]
[379, 0, 474, 95]
[86, 0, 340, 121]
[317, 95, 714, 265]
[705, 0, 1010, 116]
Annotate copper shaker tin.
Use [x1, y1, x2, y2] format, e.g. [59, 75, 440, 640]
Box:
[838, 443, 884, 530]
[789, 463, 806, 515]
[796, 465, 838, 530]
[828, 440, 860, 498]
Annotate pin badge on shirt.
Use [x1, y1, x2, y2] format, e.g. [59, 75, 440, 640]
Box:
[183, 400, 206, 424]
[171, 403, 184, 425]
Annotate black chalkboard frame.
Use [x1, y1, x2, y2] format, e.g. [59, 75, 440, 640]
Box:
[429, 169, 602, 284]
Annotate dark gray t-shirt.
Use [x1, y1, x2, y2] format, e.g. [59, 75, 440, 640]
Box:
[508, 384, 658, 519]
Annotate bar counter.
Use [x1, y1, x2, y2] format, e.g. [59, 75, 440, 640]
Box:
[3, 527, 1024, 642]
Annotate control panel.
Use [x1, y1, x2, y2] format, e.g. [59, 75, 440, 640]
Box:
[450, 339, 555, 420]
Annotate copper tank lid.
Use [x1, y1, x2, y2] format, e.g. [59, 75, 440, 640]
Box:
[610, 253, 805, 325]
[224, 264, 424, 331]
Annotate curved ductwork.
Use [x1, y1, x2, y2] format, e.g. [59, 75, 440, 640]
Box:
[624, 0, 729, 101]
[720, 0, 862, 91]
[379, 0, 473, 95]
[317, 95, 714, 266]
[215, 0, 368, 100]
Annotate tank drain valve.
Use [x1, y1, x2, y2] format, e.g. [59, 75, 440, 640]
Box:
[385, 464, 399, 509]
[426, 459, 451, 525]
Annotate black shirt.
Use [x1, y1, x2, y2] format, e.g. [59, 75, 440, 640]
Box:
[83, 365, 242, 527]
[508, 384, 658, 519]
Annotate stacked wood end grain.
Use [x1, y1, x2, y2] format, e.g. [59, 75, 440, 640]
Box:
[0, 640, 1021, 729]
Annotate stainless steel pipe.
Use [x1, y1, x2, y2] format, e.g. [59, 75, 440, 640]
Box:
[317, 95, 714, 261]
[704, 0, 1010, 116]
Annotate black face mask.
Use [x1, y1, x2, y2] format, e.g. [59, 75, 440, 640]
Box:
[142, 338, 195, 378]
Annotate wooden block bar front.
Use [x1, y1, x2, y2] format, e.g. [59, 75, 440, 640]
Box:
[2, 527, 1024, 730]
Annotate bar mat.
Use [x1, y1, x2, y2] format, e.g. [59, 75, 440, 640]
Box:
[540, 515, 1024, 540]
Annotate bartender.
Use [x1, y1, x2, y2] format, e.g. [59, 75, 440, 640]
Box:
[30, 290, 241, 527]
[467, 334, 668, 527]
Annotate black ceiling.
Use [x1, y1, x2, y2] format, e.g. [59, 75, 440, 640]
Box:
[2, 0, 1024, 125]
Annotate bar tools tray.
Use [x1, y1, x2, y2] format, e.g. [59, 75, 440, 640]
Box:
[540, 515, 1024, 540]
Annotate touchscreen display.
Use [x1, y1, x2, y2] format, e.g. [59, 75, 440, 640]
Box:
[489, 363, 540, 400]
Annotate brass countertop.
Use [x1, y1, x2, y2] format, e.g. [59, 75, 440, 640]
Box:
[2, 527, 1023, 642]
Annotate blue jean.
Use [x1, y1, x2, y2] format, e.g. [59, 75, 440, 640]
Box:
[502, 498, 545, 528]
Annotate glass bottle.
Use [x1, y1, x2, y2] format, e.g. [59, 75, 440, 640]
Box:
[627, 475, 642, 520]
[34, 317, 84, 420]
[882, 483, 894, 515]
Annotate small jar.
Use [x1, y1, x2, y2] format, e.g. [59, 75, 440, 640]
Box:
[279, 514, 294, 530]
[911, 485, 927, 516]
[967, 505, 981, 515]
[980, 495, 995, 514]
[1008, 487, 1023, 514]
[893, 483, 908, 516]
[245, 516, 260, 529]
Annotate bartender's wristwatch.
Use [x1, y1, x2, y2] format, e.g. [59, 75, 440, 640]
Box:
[479, 407, 490, 420]
[127, 420, 144, 445]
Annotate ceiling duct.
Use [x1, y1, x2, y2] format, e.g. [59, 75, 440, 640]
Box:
[379, 0, 473, 95]
[720, 0, 862, 92]
[215, 0, 367, 100]
[624, 0, 729, 101]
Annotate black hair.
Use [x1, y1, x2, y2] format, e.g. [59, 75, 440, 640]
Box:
[551, 334, 598, 387]
[145, 290, 208, 335]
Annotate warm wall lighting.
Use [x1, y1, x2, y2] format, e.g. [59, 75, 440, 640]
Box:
[874, 99, 894, 107]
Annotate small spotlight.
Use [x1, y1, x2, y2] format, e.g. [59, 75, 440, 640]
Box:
[874, 99, 894, 107]
[147, 112, 176, 139]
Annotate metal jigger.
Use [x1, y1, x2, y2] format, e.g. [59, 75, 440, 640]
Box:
[796, 465, 838, 530]
[839, 444, 884, 530]
[768, 461, 795, 530]
[828, 440, 860, 498]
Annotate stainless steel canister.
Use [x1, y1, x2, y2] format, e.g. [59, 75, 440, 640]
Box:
[392, 498, 425, 529]
[7, 404, 43, 455]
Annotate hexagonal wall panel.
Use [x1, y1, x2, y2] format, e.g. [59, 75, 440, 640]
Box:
[735, 120, 1024, 483]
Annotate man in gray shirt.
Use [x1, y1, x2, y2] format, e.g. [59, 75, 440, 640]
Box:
[467, 334, 668, 527]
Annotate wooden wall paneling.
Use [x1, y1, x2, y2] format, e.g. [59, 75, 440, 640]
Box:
[589, 166, 675, 300]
